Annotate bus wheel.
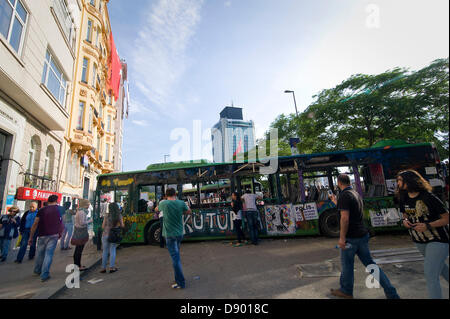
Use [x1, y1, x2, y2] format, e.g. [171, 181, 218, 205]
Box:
[319, 210, 340, 238]
[146, 222, 161, 246]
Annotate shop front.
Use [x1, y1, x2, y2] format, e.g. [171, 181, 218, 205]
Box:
[16, 187, 62, 210]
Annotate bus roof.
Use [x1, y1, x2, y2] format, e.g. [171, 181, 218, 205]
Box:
[98, 141, 434, 179]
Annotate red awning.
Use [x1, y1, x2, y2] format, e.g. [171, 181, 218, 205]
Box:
[16, 187, 62, 203]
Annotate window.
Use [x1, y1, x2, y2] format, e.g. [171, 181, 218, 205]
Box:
[53, 0, 74, 47]
[108, 92, 112, 105]
[90, 0, 95, 7]
[0, 0, 28, 53]
[98, 103, 103, 118]
[105, 144, 109, 162]
[95, 27, 99, 48]
[43, 146, 55, 178]
[97, 135, 100, 151]
[66, 150, 80, 186]
[81, 58, 88, 83]
[88, 106, 93, 133]
[42, 49, 67, 107]
[77, 101, 85, 130]
[92, 63, 97, 87]
[244, 135, 249, 153]
[27, 139, 35, 173]
[86, 19, 92, 42]
[107, 115, 111, 132]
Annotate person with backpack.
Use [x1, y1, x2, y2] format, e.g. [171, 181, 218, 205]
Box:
[397, 170, 449, 299]
[100, 202, 124, 274]
[0, 206, 20, 262]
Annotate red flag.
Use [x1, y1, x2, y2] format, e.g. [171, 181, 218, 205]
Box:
[233, 138, 243, 157]
[109, 31, 121, 101]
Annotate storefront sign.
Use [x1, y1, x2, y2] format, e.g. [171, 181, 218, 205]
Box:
[16, 187, 62, 203]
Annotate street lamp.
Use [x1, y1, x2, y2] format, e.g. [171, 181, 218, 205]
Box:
[284, 90, 298, 117]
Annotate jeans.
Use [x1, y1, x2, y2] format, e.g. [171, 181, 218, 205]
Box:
[166, 236, 185, 288]
[60, 222, 73, 249]
[245, 211, 259, 245]
[16, 230, 38, 262]
[34, 235, 59, 280]
[340, 233, 399, 298]
[0, 238, 12, 259]
[74, 244, 85, 267]
[102, 236, 118, 269]
[233, 219, 246, 243]
[415, 242, 449, 299]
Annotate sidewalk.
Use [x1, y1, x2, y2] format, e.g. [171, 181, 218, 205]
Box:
[0, 234, 101, 299]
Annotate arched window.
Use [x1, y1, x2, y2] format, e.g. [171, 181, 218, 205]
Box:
[44, 146, 55, 179]
[27, 136, 42, 175]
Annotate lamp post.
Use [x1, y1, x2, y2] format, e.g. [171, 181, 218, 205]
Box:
[284, 90, 298, 117]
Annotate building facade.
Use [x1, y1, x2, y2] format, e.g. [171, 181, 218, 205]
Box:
[1, 0, 81, 213]
[59, 0, 121, 205]
[211, 107, 256, 163]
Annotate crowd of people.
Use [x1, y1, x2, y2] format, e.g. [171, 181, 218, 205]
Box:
[0, 168, 448, 299]
[0, 195, 125, 282]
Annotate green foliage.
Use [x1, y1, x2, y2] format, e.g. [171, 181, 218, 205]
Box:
[270, 58, 449, 159]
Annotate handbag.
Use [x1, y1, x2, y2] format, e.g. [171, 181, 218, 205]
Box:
[71, 226, 89, 246]
[108, 227, 123, 243]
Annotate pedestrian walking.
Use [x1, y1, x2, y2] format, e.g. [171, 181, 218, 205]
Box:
[156, 188, 191, 289]
[100, 202, 124, 274]
[158, 196, 166, 248]
[231, 192, 246, 246]
[241, 190, 262, 245]
[0, 206, 20, 262]
[328, 174, 400, 299]
[15, 202, 38, 263]
[397, 170, 449, 299]
[29, 195, 63, 282]
[72, 199, 92, 271]
[60, 202, 75, 251]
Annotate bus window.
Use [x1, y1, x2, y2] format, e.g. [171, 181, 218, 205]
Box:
[115, 189, 129, 215]
[138, 185, 156, 213]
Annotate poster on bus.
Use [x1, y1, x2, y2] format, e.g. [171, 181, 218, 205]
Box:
[265, 205, 296, 235]
[292, 203, 319, 222]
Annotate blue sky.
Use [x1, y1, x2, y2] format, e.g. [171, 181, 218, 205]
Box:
[108, 0, 449, 171]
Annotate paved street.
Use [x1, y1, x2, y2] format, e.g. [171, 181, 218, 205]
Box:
[0, 233, 100, 299]
[51, 233, 448, 299]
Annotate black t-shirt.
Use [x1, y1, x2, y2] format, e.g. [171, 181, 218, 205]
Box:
[399, 192, 449, 244]
[337, 187, 368, 238]
[231, 200, 242, 213]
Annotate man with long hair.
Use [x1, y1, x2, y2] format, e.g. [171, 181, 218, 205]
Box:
[397, 170, 449, 299]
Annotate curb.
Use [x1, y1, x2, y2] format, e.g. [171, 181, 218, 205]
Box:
[48, 252, 103, 299]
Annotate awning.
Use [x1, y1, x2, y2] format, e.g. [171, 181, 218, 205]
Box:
[16, 187, 62, 203]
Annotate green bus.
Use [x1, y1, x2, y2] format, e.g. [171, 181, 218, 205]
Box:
[93, 141, 446, 245]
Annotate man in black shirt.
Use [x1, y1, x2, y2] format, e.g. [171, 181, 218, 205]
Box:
[328, 174, 400, 299]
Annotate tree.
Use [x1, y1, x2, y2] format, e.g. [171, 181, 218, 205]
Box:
[270, 58, 449, 159]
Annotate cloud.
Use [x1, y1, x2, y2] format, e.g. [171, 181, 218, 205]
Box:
[224, 1, 231, 7]
[132, 120, 149, 127]
[131, 0, 204, 113]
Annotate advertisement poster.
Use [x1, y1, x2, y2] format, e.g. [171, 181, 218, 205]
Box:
[369, 208, 402, 227]
[292, 203, 319, 222]
[265, 205, 296, 235]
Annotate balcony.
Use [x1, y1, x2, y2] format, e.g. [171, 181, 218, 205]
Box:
[19, 172, 57, 192]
